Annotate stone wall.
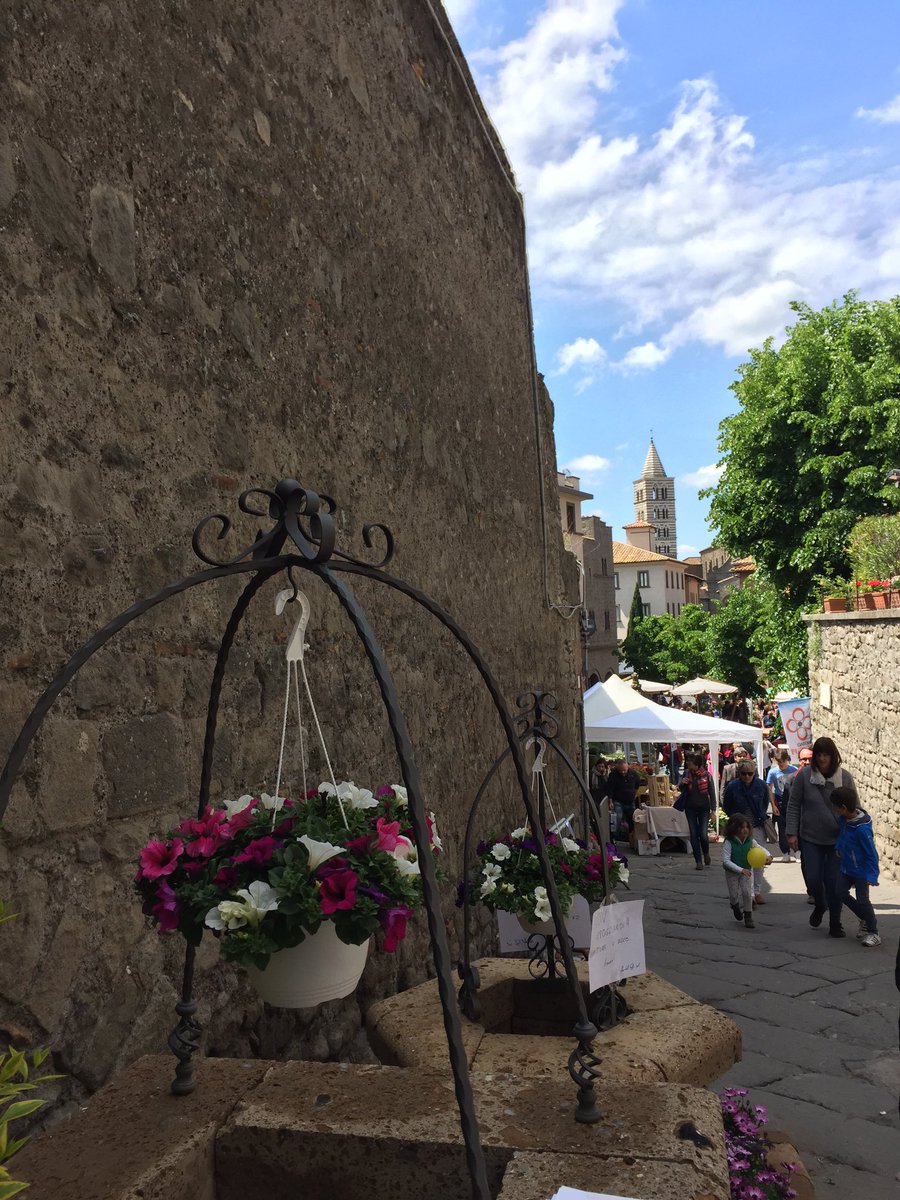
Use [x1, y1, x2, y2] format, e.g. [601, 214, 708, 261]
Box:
[0, 0, 581, 1115]
[807, 610, 900, 880]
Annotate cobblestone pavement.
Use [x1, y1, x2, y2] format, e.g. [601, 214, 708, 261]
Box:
[625, 841, 900, 1199]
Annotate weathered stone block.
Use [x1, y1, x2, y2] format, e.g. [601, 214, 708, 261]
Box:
[23, 135, 82, 250]
[38, 717, 100, 831]
[0, 127, 15, 210]
[103, 713, 187, 817]
[89, 183, 136, 292]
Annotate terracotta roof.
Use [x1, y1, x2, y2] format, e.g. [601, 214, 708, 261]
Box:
[638, 438, 667, 480]
[733, 557, 755, 572]
[683, 556, 702, 564]
[623, 519, 655, 529]
[613, 540, 680, 565]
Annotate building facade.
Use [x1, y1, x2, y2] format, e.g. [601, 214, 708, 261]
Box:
[614, 521, 692, 639]
[632, 438, 678, 558]
[556, 473, 618, 682]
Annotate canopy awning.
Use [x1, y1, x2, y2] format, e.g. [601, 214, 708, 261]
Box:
[583, 675, 648, 725]
[637, 679, 672, 694]
[671, 676, 738, 696]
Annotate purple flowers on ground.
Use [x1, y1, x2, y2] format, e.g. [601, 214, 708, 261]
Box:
[721, 1088, 797, 1200]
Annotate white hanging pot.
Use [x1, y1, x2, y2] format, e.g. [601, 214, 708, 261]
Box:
[516, 905, 573, 937]
[245, 922, 370, 1008]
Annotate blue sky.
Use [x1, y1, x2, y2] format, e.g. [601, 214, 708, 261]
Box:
[444, 0, 900, 555]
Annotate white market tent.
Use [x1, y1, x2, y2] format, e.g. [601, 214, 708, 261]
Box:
[584, 693, 765, 824]
[672, 676, 738, 696]
[583, 675, 648, 725]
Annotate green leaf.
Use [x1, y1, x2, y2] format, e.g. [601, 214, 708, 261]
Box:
[2, 1102, 43, 1124]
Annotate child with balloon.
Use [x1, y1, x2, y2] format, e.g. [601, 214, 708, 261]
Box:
[722, 814, 771, 928]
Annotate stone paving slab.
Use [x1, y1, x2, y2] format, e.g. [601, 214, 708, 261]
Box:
[627, 844, 900, 1196]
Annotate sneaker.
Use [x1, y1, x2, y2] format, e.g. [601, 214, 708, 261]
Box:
[703, 853, 711, 866]
[695, 862, 703, 870]
[856, 921, 867, 940]
[744, 913, 755, 928]
[781, 853, 792, 863]
[861, 933, 882, 948]
[828, 925, 846, 938]
[809, 906, 825, 928]
[731, 903, 743, 922]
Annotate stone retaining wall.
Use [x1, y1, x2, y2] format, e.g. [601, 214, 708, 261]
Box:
[807, 610, 900, 880]
[0, 0, 580, 1113]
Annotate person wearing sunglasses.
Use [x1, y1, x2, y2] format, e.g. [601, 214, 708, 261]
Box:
[722, 759, 770, 903]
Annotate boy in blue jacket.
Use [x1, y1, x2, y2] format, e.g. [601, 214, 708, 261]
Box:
[833, 785, 880, 947]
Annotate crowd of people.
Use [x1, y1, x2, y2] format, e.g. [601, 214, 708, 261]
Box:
[590, 735, 882, 949]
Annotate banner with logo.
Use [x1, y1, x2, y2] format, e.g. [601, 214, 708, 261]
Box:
[777, 697, 812, 760]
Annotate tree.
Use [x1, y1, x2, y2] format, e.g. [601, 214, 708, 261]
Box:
[706, 579, 808, 695]
[620, 605, 710, 686]
[706, 293, 900, 601]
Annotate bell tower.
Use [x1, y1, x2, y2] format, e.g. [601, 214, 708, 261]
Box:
[633, 438, 677, 558]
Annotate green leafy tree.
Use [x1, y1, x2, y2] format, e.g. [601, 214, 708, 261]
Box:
[620, 606, 711, 686]
[706, 579, 809, 695]
[706, 293, 900, 601]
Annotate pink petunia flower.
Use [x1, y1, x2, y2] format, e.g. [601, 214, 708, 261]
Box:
[138, 839, 184, 881]
[214, 864, 239, 891]
[379, 905, 412, 952]
[233, 836, 280, 867]
[151, 880, 180, 932]
[373, 818, 403, 853]
[317, 859, 358, 914]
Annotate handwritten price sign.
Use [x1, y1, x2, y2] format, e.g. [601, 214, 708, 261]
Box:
[588, 900, 646, 993]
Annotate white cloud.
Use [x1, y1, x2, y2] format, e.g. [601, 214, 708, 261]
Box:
[469, 10, 900, 366]
[567, 453, 611, 473]
[856, 95, 900, 124]
[555, 335, 606, 372]
[678, 544, 700, 558]
[679, 464, 724, 490]
[615, 340, 671, 371]
[442, 0, 479, 26]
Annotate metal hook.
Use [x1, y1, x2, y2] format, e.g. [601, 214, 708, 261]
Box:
[274, 584, 311, 663]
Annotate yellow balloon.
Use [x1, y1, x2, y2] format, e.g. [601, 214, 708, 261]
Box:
[746, 845, 767, 869]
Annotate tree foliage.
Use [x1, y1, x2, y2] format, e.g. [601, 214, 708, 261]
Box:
[619, 581, 808, 695]
[706, 293, 900, 601]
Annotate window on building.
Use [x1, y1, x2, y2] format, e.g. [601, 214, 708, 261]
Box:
[637, 570, 649, 587]
[604, 610, 610, 631]
[678, 602, 682, 614]
[665, 570, 669, 588]
[650, 488, 657, 500]
[601, 556, 607, 575]
[616, 604, 622, 621]
[614, 572, 620, 589]
[662, 487, 668, 499]
[641, 603, 651, 617]
[566, 502, 576, 533]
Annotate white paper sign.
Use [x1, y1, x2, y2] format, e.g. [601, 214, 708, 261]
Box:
[588, 900, 646, 993]
[550, 1188, 644, 1200]
[497, 895, 592, 953]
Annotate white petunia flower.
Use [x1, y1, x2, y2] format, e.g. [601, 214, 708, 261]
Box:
[501, 883, 515, 893]
[223, 794, 255, 817]
[511, 826, 528, 841]
[491, 842, 511, 861]
[394, 851, 421, 877]
[428, 811, 443, 851]
[299, 834, 344, 871]
[534, 898, 552, 922]
[205, 881, 279, 932]
[391, 785, 409, 807]
[480, 877, 497, 897]
[561, 837, 581, 853]
[482, 862, 502, 881]
[259, 792, 285, 812]
[618, 866, 630, 885]
[319, 781, 377, 809]
[205, 901, 249, 931]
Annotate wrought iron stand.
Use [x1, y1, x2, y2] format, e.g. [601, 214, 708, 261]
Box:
[0, 478, 605, 1200]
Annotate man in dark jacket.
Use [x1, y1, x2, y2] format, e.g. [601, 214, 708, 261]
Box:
[722, 762, 769, 902]
[606, 759, 642, 838]
[678, 754, 714, 870]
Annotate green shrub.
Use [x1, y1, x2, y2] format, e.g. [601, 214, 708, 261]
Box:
[849, 513, 900, 581]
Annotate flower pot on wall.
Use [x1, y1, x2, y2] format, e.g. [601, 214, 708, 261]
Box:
[822, 597, 847, 612]
[245, 923, 370, 1008]
[858, 593, 876, 610]
[872, 591, 889, 609]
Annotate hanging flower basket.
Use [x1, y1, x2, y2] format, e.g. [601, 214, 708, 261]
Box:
[245, 920, 370, 1008]
[458, 827, 628, 929]
[135, 782, 442, 1002]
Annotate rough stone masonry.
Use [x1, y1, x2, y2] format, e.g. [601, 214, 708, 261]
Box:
[0, 0, 582, 1116]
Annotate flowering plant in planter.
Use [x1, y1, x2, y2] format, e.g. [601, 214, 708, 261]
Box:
[135, 782, 440, 969]
[721, 1088, 797, 1200]
[458, 827, 628, 924]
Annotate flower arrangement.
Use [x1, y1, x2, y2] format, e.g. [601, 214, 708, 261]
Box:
[459, 827, 628, 923]
[135, 782, 440, 969]
[855, 578, 891, 593]
[721, 1088, 797, 1200]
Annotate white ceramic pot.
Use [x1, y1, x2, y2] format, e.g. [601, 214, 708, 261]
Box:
[245, 922, 369, 1008]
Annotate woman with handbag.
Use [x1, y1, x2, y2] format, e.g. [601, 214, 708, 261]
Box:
[678, 753, 714, 870]
[786, 736, 856, 936]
